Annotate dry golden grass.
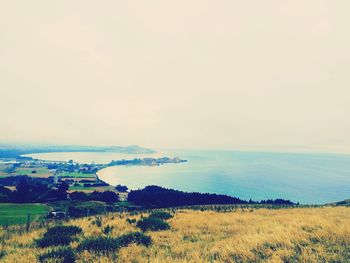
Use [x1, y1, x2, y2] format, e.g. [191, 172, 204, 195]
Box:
[1, 206, 350, 262]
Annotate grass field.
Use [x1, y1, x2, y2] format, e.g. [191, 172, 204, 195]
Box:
[14, 167, 52, 178]
[69, 185, 99, 191]
[0, 203, 51, 226]
[68, 185, 115, 192]
[58, 172, 96, 178]
[0, 206, 350, 262]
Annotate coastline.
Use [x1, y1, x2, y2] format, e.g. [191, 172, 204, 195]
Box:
[8, 150, 350, 204]
[96, 167, 120, 188]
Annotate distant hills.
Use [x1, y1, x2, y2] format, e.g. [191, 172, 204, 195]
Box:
[0, 144, 155, 158]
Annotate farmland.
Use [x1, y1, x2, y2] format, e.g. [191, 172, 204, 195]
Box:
[0, 203, 50, 226]
[13, 167, 52, 178]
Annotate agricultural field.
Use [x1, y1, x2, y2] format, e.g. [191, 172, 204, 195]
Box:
[57, 172, 96, 181]
[13, 167, 52, 178]
[0, 206, 350, 262]
[0, 203, 50, 226]
[68, 184, 115, 193]
[57, 172, 96, 179]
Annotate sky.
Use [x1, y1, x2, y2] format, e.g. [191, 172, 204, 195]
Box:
[1, 1, 350, 153]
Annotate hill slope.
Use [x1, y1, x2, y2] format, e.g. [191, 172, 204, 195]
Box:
[1, 207, 350, 262]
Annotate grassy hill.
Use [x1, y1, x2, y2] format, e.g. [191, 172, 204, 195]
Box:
[0, 206, 349, 262]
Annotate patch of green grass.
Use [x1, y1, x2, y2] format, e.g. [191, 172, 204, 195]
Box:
[57, 172, 96, 178]
[0, 203, 50, 226]
[69, 185, 98, 191]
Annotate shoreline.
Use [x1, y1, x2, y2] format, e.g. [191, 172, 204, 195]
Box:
[5, 150, 350, 205]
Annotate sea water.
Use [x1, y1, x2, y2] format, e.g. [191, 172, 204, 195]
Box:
[28, 150, 350, 204]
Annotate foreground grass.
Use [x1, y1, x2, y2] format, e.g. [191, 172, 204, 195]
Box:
[0, 203, 50, 226]
[0, 206, 350, 262]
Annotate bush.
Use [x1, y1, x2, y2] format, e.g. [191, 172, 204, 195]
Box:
[46, 225, 82, 237]
[90, 191, 119, 203]
[136, 217, 170, 232]
[0, 250, 6, 259]
[77, 237, 120, 255]
[68, 206, 86, 218]
[126, 218, 136, 224]
[36, 235, 72, 248]
[38, 247, 76, 263]
[36, 225, 82, 248]
[149, 211, 173, 220]
[92, 216, 102, 227]
[115, 184, 128, 192]
[77, 232, 152, 255]
[102, 225, 113, 236]
[118, 232, 152, 247]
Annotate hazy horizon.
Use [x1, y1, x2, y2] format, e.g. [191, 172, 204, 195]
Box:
[1, 1, 350, 153]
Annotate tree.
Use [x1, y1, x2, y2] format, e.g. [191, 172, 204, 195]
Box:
[115, 184, 128, 192]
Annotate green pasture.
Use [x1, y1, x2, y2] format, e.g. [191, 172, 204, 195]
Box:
[57, 172, 96, 178]
[0, 203, 51, 226]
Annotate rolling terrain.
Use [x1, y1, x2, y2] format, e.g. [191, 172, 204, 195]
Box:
[0, 206, 349, 262]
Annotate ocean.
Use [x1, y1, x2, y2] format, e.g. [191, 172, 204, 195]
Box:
[27, 150, 350, 204]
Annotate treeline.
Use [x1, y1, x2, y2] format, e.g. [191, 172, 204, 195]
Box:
[0, 175, 53, 186]
[0, 179, 67, 203]
[128, 186, 296, 208]
[0, 176, 119, 203]
[69, 191, 119, 203]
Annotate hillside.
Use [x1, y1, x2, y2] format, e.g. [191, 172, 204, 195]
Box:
[1, 206, 350, 262]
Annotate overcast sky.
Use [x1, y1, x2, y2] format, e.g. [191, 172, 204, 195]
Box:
[1, 1, 350, 153]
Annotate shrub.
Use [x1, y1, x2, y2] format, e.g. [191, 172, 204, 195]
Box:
[92, 216, 102, 227]
[90, 191, 119, 203]
[68, 206, 86, 217]
[149, 211, 173, 220]
[36, 225, 82, 248]
[46, 225, 82, 237]
[136, 217, 170, 232]
[0, 250, 6, 259]
[77, 237, 120, 255]
[115, 184, 128, 192]
[77, 232, 152, 255]
[126, 218, 136, 224]
[36, 234, 72, 248]
[102, 225, 113, 236]
[38, 247, 76, 263]
[118, 232, 152, 247]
